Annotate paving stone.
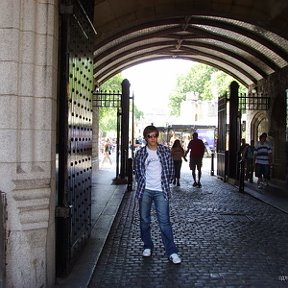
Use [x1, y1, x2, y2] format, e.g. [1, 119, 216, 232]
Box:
[88, 166, 288, 288]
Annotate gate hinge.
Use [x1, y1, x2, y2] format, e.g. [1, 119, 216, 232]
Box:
[55, 206, 72, 218]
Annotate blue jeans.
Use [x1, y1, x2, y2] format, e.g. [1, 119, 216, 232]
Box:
[139, 189, 178, 257]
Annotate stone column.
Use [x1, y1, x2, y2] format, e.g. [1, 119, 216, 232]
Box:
[0, 1, 58, 287]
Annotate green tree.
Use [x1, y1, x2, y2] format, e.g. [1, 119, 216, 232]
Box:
[169, 64, 247, 116]
[101, 74, 123, 92]
[133, 105, 144, 120]
[210, 71, 247, 97]
[99, 74, 144, 135]
[169, 64, 217, 116]
[99, 74, 123, 135]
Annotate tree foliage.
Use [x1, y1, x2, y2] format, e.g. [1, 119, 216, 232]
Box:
[99, 74, 144, 135]
[210, 70, 247, 97]
[133, 104, 144, 120]
[99, 74, 123, 135]
[169, 63, 247, 116]
[169, 64, 217, 116]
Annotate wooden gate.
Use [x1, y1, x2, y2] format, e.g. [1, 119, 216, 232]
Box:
[56, 1, 96, 276]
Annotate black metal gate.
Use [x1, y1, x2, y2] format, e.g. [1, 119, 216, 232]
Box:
[93, 79, 132, 184]
[217, 95, 228, 180]
[56, 1, 96, 276]
[93, 90, 121, 179]
[217, 83, 270, 183]
[217, 82, 241, 181]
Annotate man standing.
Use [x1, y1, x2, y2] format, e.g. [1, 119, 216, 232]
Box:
[239, 138, 247, 158]
[134, 125, 181, 264]
[254, 132, 272, 188]
[244, 139, 255, 183]
[184, 132, 206, 188]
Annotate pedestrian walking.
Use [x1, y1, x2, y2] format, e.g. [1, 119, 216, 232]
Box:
[254, 133, 272, 188]
[101, 139, 112, 166]
[171, 139, 187, 186]
[184, 132, 205, 188]
[239, 138, 247, 158]
[134, 125, 181, 264]
[244, 139, 255, 183]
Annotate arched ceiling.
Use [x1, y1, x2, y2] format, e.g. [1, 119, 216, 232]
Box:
[92, 0, 288, 87]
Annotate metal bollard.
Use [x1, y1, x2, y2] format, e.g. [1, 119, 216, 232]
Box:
[127, 158, 133, 191]
[210, 152, 214, 176]
[239, 159, 245, 193]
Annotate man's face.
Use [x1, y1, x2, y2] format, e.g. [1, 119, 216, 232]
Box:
[146, 133, 158, 148]
[260, 136, 267, 143]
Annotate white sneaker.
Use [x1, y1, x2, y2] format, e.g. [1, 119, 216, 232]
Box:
[169, 253, 181, 264]
[142, 248, 152, 257]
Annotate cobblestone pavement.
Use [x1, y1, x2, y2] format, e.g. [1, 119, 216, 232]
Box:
[88, 163, 288, 288]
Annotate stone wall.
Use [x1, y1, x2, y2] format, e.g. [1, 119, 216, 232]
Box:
[0, 1, 58, 287]
[257, 66, 288, 181]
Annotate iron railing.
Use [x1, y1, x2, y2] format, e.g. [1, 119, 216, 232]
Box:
[238, 92, 270, 113]
[93, 90, 121, 108]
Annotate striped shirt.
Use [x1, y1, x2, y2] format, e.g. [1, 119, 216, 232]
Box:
[254, 141, 272, 165]
[134, 144, 174, 200]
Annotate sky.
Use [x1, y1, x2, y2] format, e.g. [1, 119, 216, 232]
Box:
[121, 59, 194, 116]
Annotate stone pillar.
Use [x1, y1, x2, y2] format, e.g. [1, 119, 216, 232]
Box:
[0, 1, 58, 287]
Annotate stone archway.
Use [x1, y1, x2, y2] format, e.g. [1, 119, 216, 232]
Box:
[250, 112, 268, 142]
[2, 1, 288, 286]
[92, 0, 288, 86]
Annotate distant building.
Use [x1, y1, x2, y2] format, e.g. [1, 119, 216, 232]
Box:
[180, 92, 218, 126]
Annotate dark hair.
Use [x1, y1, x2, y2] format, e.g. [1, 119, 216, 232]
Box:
[172, 139, 181, 148]
[143, 125, 159, 138]
[260, 132, 267, 139]
[192, 132, 198, 138]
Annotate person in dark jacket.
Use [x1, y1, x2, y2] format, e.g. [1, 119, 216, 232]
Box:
[171, 139, 187, 186]
[184, 132, 205, 188]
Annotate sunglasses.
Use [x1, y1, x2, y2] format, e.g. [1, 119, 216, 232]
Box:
[147, 134, 158, 139]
